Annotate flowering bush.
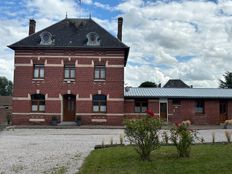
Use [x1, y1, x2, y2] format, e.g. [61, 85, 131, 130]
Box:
[170, 120, 199, 158]
[124, 109, 161, 161]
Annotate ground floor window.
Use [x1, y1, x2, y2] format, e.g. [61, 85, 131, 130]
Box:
[31, 94, 45, 112]
[135, 100, 148, 113]
[93, 95, 106, 112]
[195, 100, 204, 113]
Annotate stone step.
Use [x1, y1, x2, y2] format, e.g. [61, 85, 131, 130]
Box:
[58, 122, 77, 126]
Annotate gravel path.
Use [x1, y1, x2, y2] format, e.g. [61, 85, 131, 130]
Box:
[0, 128, 231, 174]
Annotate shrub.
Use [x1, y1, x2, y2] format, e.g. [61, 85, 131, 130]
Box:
[170, 121, 198, 158]
[124, 109, 161, 161]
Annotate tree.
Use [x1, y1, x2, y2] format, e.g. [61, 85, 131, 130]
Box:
[0, 76, 13, 96]
[219, 72, 232, 88]
[139, 81, 158, 88]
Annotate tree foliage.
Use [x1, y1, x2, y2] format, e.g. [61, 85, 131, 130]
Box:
[139, 81, 157, 88]
[219, 72, 232, 88]
[0, 76, 13, 96]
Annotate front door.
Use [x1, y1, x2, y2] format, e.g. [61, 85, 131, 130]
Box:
[63, 94, 76, 121]
[160, 103, 167, 121]
[219, 101, 228, 123]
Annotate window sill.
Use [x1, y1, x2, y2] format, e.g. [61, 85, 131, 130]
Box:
[32, 78, 44, 81]
[64, 79, 75, 82]
[94, 79, 106, 82]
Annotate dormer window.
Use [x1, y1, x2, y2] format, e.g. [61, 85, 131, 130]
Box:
[86, 32, 100, 46]
[40, 31, 53, 45]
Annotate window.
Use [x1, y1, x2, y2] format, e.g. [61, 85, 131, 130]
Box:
[173, 99, 181, 105]
[86, 32, 100, 46]
[31, 94, 45, 112]
[34, 64, 44, 79]
[94, 66, 106, 80]
[64, 65, 75, 79]
[195, 100, 204, 113]
[220, 101, 228, 114]
[93, 95, 106, 112]
[135, 100, 148, 113]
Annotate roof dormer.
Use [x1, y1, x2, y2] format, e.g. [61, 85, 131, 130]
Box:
[86, 32, 100, 46]
[39, 31, 53, 45]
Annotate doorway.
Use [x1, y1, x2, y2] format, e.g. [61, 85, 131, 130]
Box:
[63, 94, 76, 121]
[219, 101, 228, 123]
[160, 102, 167, 121]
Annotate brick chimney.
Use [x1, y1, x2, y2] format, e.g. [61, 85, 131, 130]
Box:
[117, 17, 123, 41]
[29, 19, 36, 35]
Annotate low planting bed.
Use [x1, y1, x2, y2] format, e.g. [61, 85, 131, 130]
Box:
[79, 144, 232, 174]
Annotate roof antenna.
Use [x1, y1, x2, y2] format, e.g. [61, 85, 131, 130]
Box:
[65, 12, 68, 19]
[89, 13, 91, 19]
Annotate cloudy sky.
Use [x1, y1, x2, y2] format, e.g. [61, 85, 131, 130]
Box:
[1, 0, 232, 87]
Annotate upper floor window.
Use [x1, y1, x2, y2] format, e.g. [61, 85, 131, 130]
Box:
[93, 94, 106, 112]
[94, 65, 106, 80]
[135, 100, 148, 113]
[64, 65, 75, 79]
[31, 94, 45, 112]
[195, 100, 204, 113]
[34, 64, 44, 79]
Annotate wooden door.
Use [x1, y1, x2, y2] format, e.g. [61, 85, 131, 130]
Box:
[219, 101, 228, 123]
[160, 103, 167, 121]
[63, 94, 76, 121]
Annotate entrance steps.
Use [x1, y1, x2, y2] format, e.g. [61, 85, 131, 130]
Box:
[58, 122, 77, 126]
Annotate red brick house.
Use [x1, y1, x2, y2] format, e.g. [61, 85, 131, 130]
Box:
[9, 17, 232, 125]
[9, 17, 129, 125]
[124, 88, 232, 125]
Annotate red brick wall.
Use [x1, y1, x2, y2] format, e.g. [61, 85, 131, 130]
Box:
[170, 99, 225, 125]
[12, 49, 125, 125]
[124, 98, 231, 125]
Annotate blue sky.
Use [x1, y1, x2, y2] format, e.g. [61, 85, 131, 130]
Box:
[1, 0, 232, 87]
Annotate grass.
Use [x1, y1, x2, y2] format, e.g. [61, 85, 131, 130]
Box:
[79, 144, 232, 174]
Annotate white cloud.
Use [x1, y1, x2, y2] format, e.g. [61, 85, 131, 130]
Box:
[115, 0, 232, 87]
[2, 0, 232, 88]
[94, 2, 115, 11]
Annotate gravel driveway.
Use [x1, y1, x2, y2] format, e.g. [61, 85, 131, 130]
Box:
[0, 128, 231, 174]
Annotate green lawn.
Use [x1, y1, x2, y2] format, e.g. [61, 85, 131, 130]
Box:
[79, 144, 232, 174]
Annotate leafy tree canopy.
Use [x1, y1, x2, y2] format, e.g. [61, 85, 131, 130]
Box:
[219, 72, 232, 88]
[139, 81, 158, 88]
[0, 76, 13, 96]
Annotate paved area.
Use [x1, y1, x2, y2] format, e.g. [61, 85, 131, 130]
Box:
[0, 128, 231, 174]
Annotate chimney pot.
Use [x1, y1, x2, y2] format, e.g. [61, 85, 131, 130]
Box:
[29, 19, 36, 35]
[117, 17, 123, 41]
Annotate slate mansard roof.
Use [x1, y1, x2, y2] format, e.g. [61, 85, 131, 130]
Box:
[8, 18, 129, 64]
[124, 87, 232, 99]
[163, 79, 190, 88]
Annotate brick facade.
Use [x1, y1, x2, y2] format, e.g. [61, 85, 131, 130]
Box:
[12, 50, 125, 125]
[124, 98, 232, 125]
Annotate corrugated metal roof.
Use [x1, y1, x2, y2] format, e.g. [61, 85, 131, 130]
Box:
[124, 88, 232, 99]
